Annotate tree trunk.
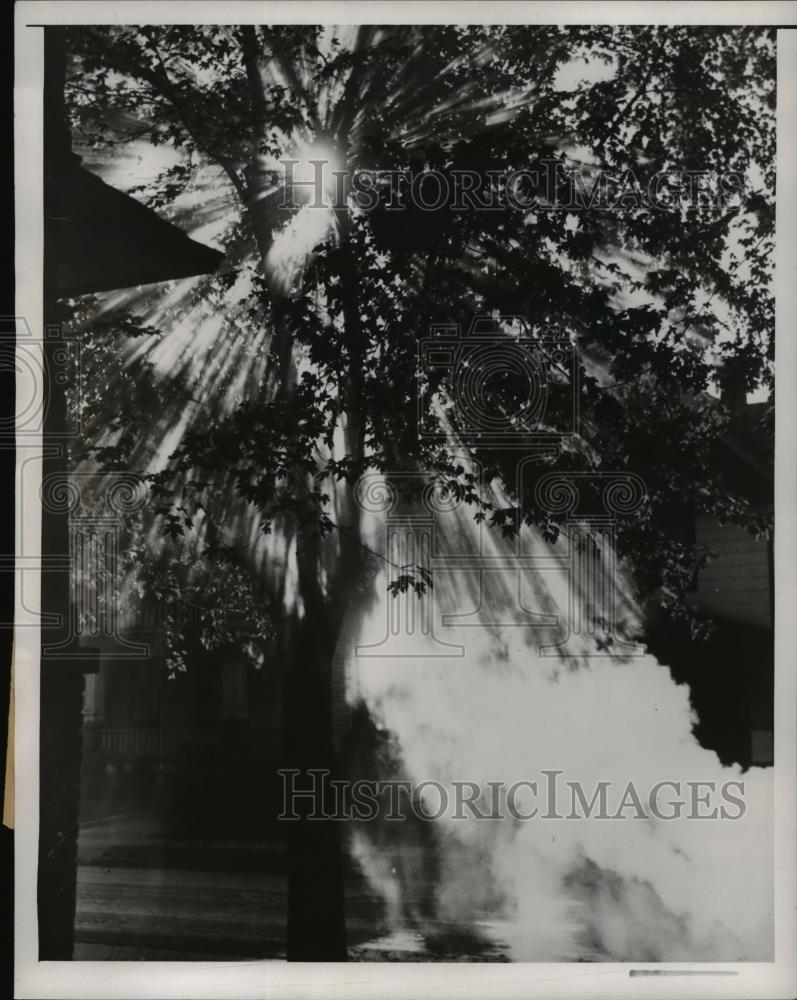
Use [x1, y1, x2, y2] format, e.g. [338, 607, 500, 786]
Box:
[284, 523, 348, 960]
[239, 72, 370, 951]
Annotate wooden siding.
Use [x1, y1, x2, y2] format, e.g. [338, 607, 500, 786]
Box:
[690, 515, 772, 629]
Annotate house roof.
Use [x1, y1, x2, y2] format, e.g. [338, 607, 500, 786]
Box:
[46, 159, 225, 297]
[45, 27, 224, 299]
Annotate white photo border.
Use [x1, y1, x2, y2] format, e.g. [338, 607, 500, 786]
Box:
[13, 3, 797, 997]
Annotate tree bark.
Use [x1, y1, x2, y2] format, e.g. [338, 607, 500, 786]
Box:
[246, 210, 352, 963]
[283, 525, 348, 960]
[236, 29, 370, 954]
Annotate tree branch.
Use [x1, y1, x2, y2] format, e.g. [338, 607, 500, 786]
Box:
[239, 25, 268, 114]
[142, 30, 247, 200]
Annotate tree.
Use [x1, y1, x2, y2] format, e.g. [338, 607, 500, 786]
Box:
[62, 24, 774, 959]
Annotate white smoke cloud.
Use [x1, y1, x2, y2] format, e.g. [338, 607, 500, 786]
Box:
[344, 488, 773, 961]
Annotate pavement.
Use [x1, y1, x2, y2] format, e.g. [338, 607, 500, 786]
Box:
[73, 813, 526, 961]
[73, 812, 400, 960]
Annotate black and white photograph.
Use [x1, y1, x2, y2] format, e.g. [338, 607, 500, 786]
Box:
[10, 2, 797, 997]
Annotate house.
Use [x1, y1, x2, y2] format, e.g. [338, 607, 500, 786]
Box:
[38, 26, 224, 959]
[648, 399, 774, 769]
[78, 596, 284, 836]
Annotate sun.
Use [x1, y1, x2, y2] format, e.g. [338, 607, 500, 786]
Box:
[286, 137, 344, 208]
